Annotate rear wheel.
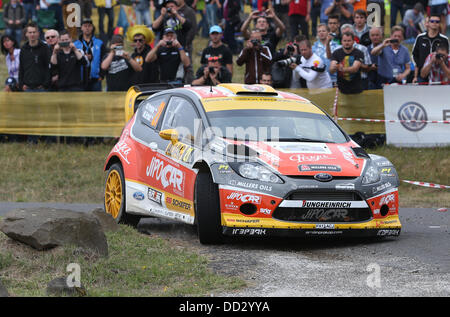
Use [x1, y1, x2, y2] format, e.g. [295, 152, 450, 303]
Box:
[195, 170, 223, 244]
[104, 163, 141, 227]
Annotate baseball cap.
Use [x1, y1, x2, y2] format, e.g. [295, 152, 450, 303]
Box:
[163, 27, 175, 35]
[209, 25, 223, 34]
[164, 0, 177, 6]
[81, 18, 93, 25]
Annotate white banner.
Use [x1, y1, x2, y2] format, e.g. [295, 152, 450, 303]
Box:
[383, 85, 450, 147]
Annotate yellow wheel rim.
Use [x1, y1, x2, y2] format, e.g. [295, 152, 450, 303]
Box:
[105, 169, 123, 219]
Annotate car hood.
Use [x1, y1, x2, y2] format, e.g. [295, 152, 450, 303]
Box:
[225, 140, 366, 177]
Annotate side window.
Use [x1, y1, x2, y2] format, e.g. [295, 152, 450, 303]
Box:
[160, 96, 200, 142]
[139, 96, 167, 129]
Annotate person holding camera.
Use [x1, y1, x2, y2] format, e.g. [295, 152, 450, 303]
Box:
[370, 25, 411, 85]
[420, 43, 450, 83]
[50, 30, 89, 91]
[192, 55, 232, 86]
[145, 27, 190, 83]
[101, 34, 143, 91]
[291, 38, 332, 89]
[324, 0, 353, 25]
[152, 0, 192, 48]
[236, 29, 273, 84]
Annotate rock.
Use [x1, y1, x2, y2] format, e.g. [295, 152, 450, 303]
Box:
[0, 280, 9, 297]
[46, 277, 87, 297]
[90, 208, 119, 232]
[0, 208, 108, 257]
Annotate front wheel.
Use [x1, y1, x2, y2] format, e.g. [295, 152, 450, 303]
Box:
[195, 171, 223, 244]
[104, 163, 141, 227]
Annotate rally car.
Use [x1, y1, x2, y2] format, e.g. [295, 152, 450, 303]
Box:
[104, 83, 401, 244]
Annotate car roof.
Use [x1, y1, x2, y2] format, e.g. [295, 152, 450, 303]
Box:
[181, 84, 325, 115]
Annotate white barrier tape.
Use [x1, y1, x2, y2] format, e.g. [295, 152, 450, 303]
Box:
[338, 118, 450, 124]
[402, 180, 450, 189]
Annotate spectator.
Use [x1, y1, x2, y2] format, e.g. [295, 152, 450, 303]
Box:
[329, 31, 364, 94]
[327, 14, 341, 44]
[145, 28, 190, 84]
[74, 18, 107, 91]
[3, 0, 26, 45]
[370, 25, 411, 85]
[46, 0, 64, 31]
[200, 25, 233, 75]
[260, 72, 273, 85]
[312, 23, 339, 85]
[19, 22, 51, 91]
[192, 55, 232, 85]
[288, 0, 311, 40]
[177, 0, 197, 56]
[291, 38, 332, 88]
[353, 9, 371, 46]
[320, 0, 333, 24]
[241, 8, 286, 55]
[324, 0, 353, 25]
[22, 0, 37, 23]
[129, 27, 159, 85]
[204, 0, 221, 31]
[420, 41, 450, 83]
[50, 30, 88, 91]
[310, 0, 321, 37]
[94, 0, 117, 42]
[390, 0, 405, 29]
[236, 29, 272, 84]
[402, 3, 425, 40]
[192, 0, 209, 38]
[272, 0, 290, 37]
[271, 37, 303, 88]
[222, 0, 241, 54]
[101, 34, 143, 91]
[367, 26, 382, 89]
[1, 34, 20, 91]
[412, 14, 450, 83]
[350, 0, 366, 12]
[429, 0, 448, 33]
[44, 29, 59, 50]
[152, 0, 192, 48]
[78, 0, 92, 20]
[132, 0, 152, 26]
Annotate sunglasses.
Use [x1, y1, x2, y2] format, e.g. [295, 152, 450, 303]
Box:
[134, 38, 145, 43]
[429, 20, 440, 23]
[45, 35, 57, 39]
[208, 56, 220, 61]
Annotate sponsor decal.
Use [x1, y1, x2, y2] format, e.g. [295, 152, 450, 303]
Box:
[217, 164, 231, 174]
[133, 191, 145, 201]
[235, 219, 260, 223]
[315, 223, 335, 229]
[314, 173, 333, 182]
[166, 197, 191, 210]
[147, 187, 163, 205]
[268, 142, 331, 154]
[379, 194, 395, 206]
[227, 192, 262, 204]
[243, 85, 265, 92]
[335, 183, 355, 190]
[289, 154, 333, 163]
[228, 180, 272, 192]
[305, 231, 343, 235]
[301, 209, 349, 221]
[146, 157, 185, 195]
[337, 145, 358, 168]
[372, 182, 392, 194]
[165, 142, 194, 163]
[231, 228, 267, 236]
[377, 229, 400, 236]
[375, 160, 392, 167]
[300, 201, 351, 208]
[398, 102, 427, 132]
[259, 208, 272, 215]
[113, 139, 132, 164]
[299, 164, 341, 172]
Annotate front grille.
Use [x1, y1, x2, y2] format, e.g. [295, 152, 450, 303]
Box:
[273, 207, 372, 223]
[286, 191, 363, 201]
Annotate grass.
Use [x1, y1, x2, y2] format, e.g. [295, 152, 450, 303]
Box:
[0, 223, 245, 296]
[0, 142, 448, 207]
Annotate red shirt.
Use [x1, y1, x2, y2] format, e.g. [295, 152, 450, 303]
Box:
[289, 0, 308, 16]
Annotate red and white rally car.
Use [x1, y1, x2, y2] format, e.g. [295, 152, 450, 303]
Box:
[104, 84, 401, 244]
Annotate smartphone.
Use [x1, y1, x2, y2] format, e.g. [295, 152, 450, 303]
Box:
[59, 41, 70, 47]
[390, 39, 399, 44]
[114, 45, 124, 56]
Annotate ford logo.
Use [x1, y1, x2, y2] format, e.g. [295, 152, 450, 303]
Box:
[314, 173, 333, 182]
[133, 191, 145, 201]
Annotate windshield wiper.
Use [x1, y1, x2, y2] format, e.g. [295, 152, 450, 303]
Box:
[265, 137, 333, 143]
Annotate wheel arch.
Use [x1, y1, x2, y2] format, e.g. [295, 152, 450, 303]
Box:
[104, 155, 123, 172]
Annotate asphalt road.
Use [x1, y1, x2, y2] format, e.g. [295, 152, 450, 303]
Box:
[1, 203, 448, 296]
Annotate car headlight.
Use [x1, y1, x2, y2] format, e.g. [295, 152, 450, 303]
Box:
[362, 164, 381, 185]
[231, 162, 283, 184]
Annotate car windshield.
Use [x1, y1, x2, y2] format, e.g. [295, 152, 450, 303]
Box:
[207, 109, 348, 143]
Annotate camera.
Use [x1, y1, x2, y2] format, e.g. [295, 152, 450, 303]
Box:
[436, 53, 444, 59]
[166, 40, 173, 46]
[167, 7, 172, 13]
[251, 39, 260, 47]
[59, 41, 70, 48]
[114, 45, 124, 56]
[389, 39, 399, 44]
[277, 55, 302, 67]
[208, 66, 215, 74]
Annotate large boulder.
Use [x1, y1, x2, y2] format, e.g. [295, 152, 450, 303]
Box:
[0, 208, 108, 256]
[90, 208, 119, 232]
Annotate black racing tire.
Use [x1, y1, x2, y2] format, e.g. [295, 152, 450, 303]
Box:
[104, 163, 141, 227]
[195, 170, 223, 244]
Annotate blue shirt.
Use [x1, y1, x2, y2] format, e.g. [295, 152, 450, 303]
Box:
[377, 45, 411, 80]
[320, 0, 333, 22]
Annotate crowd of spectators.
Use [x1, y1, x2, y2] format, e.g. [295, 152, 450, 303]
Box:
[1, 0, 450, 95]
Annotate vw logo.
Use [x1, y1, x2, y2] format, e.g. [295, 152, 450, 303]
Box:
[397, 102, 428, 132]
[314, 173, 333, 182]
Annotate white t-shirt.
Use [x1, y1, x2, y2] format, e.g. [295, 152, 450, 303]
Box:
[293, 53, 332, 89]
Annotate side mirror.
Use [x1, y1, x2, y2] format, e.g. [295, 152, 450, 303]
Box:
[159, 129, 179, 144]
